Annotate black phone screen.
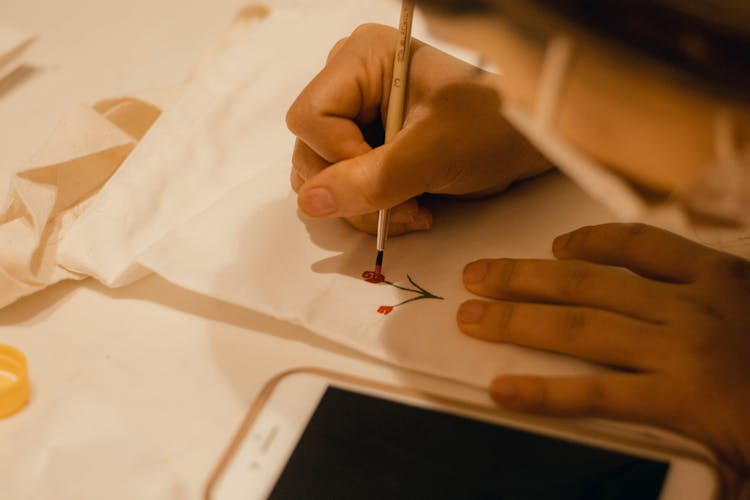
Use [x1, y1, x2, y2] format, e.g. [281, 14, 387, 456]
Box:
[268, 386, 668, 500]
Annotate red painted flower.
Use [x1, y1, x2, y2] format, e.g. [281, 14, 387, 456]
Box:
[362, 270, 385, 284]
[377, 305, 394, 315]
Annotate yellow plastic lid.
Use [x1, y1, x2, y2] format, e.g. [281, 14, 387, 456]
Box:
[0, 344, 29, 418]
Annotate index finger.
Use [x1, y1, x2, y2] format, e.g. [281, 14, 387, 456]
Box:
[285, 24, 397, 163]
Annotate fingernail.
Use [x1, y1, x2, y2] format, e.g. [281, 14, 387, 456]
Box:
[490, 379, 517, 403]
[458, 301, 486, 324]
[463, 261, 489, 284]
[553, 232, 572, 252]
[299, 187, 336, 216]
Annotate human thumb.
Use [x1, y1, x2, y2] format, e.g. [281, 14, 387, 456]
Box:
[297, 132, 435, 218]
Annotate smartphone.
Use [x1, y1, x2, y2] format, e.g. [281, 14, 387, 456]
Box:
[206, 369, 720, 500]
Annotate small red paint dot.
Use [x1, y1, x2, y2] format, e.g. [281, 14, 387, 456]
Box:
[362, 270, 385, 284]
[377, 305, 394, 315]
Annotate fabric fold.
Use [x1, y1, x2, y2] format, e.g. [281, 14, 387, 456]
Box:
[0, 99, 160, 307]
[0, 27, 35, 75]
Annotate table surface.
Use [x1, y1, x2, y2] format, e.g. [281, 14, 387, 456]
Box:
[1, 1, 722, 499]
[0, 1, 497, 498]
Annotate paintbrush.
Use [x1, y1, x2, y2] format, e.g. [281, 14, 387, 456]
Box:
[374, 0, 415, 278]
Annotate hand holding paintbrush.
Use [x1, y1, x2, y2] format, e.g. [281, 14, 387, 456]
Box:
[288, 7, 541, 250]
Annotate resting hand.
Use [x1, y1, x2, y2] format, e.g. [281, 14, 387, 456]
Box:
[286, 23, 550, 235]
[457, 223, 750, 492]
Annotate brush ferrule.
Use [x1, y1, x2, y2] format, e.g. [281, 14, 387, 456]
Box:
[376, 208, 390, 251]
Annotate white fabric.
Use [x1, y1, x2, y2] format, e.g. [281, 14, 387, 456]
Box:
[0, 5, 259, 309]
[0, 90, 178, 308]
[0, 3, 725, 497]
[57, 3, 616, 388]
[5, 0, 748, 388]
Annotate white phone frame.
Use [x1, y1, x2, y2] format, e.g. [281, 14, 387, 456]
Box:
[206, 368, 720, 500]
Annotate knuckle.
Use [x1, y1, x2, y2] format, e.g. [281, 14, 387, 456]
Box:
[621, 222, 650, 240]
[285, 99, 306, 135]
[350, 157, 385, 209]
[523, 380, 550, 412]
[558, 309, 588, 342]
[582, 380, 609, 414]
[290, 144, 305, 172]
[290, 170, 303, 192]
[350, 22, 390, 41]
[286, 89, 325, 138]
[326, 37, 349, 62]
[701, 252, 729, 274]
[685, 320, 723, 357]
[731, 256, 750, 278]
[613, 223, 649, 253]
[667, 300, 722, 358]
[569, 223, 648, 252]
[488, 259, 520, 294]
[709, 254, 750, 280]
[559, 265, 592, 297]
[494, 303, 516, 339]
[429, 141, 467, 191]
[353, 177, 380, 210]
[565, 225, 595, 253]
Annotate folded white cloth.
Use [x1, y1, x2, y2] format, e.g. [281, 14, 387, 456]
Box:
[0, 90, 178, 308]
[0, 6, 266, 308]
